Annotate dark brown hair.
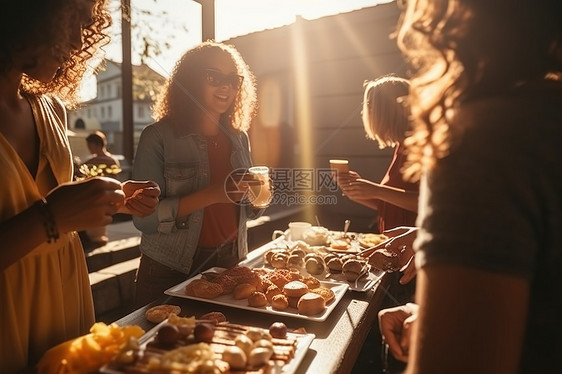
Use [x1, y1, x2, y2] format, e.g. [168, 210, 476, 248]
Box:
[0, 0, 111, 107]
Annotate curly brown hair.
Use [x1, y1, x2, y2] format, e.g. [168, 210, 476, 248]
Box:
[396, 0, 562, 180]
[0, 0, 111, 107]
[153, 41, 258, 132]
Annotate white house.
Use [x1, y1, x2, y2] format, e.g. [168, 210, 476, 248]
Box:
[67, 60, 165, 160]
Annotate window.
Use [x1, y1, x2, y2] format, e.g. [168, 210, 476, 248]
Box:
[101, 106, 105, 118]
[108, 106, 112, 119]
[138, 105, 145, 119]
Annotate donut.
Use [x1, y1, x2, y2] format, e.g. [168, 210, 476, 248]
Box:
[145, 304, 181, 323]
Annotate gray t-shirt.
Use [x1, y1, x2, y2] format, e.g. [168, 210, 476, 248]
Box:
[415, 83, 562, 372]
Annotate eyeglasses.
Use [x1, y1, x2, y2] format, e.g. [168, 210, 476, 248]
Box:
[204, 69, 244, 90]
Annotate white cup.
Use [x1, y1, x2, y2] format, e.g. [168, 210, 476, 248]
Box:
[272, 221, 312, 241]
[288, 222, 312, 241]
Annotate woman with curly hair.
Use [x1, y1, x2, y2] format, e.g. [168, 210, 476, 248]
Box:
[0, 1, 160, 372]
[132, 41, 261, 306]
[377, 0, 562, 372]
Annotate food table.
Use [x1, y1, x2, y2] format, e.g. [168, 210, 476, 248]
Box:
[112, 236, 390, 374]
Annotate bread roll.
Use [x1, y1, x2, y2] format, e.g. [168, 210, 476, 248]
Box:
[270, 294, 289, 310]
[247, 291, 268, 307]
[283, 281, 309, 298]
[297, 292, 326, 315]
[233, 283, 257, 300]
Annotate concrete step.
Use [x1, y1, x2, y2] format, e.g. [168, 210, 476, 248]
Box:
[86, 236, 140, 273]
[89, 257, 140, 318]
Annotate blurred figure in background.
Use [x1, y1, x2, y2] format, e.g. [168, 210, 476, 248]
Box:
[344, 76, 419, 374]
[83, 130, 120, 168]
[339, 76, 418, 236]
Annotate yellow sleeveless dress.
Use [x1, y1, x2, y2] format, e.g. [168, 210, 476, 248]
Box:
[0, 95, 95, 373]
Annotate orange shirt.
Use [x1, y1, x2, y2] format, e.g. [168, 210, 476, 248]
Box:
[198, 130, 239, 247]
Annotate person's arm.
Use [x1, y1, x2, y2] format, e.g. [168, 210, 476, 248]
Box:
[342, 178, 418, 213]
[0, 178, 125, 270]
[407, 265, 529, 374]
[336, 170, 382, 211]
[379, 303, 419, 362]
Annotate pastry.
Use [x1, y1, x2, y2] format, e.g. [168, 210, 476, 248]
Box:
[233, 283, 257, 300]
[247, 291, 268, 307]
[358, 233, 389, 248]
[309, 287, 336, 305]
[283, 281, 309, 298]
[270, 294, 289, 310]
[297, 292, 326, 315]
[305, 257, 325, 275]
[301, 276, 321, 289]
[369, 248, 401, 272]
[185, 279, 223, 299]
[145, 304, 181, 323]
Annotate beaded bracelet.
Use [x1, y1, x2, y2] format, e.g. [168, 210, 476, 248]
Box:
[35, 197, 59, 243]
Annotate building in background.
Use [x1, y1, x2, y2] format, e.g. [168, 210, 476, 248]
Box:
[226, 2, 405, 229]
[67, 60, 165, 162]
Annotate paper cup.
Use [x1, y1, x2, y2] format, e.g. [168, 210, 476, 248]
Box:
[329, 159, 349, 174]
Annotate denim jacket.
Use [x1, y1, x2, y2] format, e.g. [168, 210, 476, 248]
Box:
[132, 119, 257, 274]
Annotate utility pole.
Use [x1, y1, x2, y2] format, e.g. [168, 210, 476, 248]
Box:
[122, 0, 134, 164]
[197, 0, 215, 41]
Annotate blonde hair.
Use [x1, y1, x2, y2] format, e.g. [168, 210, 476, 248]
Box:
[153, 41, 257, 132]
[362, 75, 410, 149]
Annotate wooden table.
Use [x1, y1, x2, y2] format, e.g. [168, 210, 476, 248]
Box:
[113, 240, 389, 374]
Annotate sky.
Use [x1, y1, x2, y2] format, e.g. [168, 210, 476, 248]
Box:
[81, 0, 389, 100]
